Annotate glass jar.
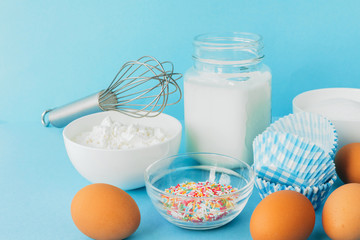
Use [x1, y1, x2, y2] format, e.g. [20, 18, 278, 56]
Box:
[184, 32, 271, 166]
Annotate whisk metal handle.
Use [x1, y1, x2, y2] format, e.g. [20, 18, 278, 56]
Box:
[41, 92, 103, 128]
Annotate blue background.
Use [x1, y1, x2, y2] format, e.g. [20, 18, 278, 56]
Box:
[0, 0, 359, 239]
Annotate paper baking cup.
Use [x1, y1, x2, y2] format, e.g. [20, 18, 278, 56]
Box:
[253, 131, 335, 187]
[255, 176, 336, 210]
[266, 112, 338, 158]
[253, 164, 335, 188]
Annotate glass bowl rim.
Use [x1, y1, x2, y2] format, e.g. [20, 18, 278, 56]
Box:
[144, 152, 255, 200]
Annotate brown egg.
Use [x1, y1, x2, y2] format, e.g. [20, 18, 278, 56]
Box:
[322, 183, 360, 240]
[71, 183, 140, 240]
[335, 143, 360, 183]
[250, 190, 315, 240]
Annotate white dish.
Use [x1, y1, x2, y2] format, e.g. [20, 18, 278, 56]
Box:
[63, 111, 182, 190]
[293, 88, 360, 148]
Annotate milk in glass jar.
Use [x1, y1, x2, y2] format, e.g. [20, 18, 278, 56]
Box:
[184, 32, 271, 166]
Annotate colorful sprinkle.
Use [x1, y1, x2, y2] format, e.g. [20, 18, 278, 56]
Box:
[161, 181, 238, 223]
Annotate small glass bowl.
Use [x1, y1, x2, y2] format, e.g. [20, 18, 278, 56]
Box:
[144, 153, 255, 230]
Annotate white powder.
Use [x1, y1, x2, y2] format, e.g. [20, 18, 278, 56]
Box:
[305, 98, 360, 121]
[74, 116, 168, 150]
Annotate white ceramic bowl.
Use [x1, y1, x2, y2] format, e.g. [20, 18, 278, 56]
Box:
[293, 88, 360, 148]
[63, 111, 182, 190]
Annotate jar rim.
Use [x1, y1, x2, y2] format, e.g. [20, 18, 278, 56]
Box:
[192, 32, 264, 67]
[194, 32, 263, 49]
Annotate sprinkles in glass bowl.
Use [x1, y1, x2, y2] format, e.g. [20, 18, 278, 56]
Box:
[145, 153, 254, 230]
[162, 181, 239, 222]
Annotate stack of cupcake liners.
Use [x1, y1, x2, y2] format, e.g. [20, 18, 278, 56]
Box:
[265, 112, 338, 158]
[253, 112, 338, 209]
[253, 131, 336, 187]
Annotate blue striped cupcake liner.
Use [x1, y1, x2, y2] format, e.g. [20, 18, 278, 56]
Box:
[254, 164, 306, 186]
[253, 131, 335, 187]
[255, 175, 336, 210]
[265, 112, 338, 158]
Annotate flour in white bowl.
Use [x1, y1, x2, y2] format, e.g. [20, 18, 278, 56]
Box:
[74, 116, 168, 150]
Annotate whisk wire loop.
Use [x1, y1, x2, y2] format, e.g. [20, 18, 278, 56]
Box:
[99, 56, 182, 118]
